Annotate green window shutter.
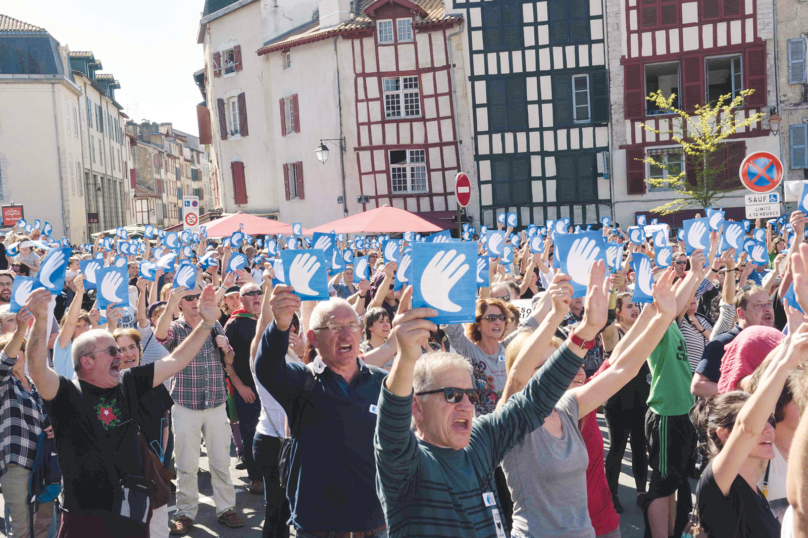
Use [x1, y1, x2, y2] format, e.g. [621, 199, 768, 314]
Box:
[506, 79, 527, 130]
[502, 4, 523, 49]
[482, 5, 503, 50]
[790, 124, 808, 169]
[577, 154, 597, 201]
[552, 74, 573, 127]
[512, 158, 531, 203]
[492, 159, 510, 205]
[569, 0, 590, 42]
[556, 156, 577, 202]
[489, 79, 508, 132]
[590, 71, 610, 123]
[548, 0, 569, 44]
[789, 39, 806, 84]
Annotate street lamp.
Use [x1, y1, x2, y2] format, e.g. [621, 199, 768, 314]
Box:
[315, 138, 345, 165]
[769, 108, 782, 136]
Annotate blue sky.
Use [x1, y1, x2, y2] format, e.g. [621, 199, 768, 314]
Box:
[5, 0, 204, 135]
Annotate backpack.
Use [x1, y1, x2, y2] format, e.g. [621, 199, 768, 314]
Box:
[28, 432, 62, 505]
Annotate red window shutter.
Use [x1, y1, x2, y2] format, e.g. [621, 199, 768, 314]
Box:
[723, 0, 740, 17]
[157, 179, 163, 194]
[234, 45, 242, 72]
[295, 162, 305, 200]
[130, 168, 136, 189]
[724, 141, 746, 190]
[701, 0, 719, 19]
[232, 161, 247, 205]
[237, 92, 249, 136]
[682, 54, 704, 113]
[744, 46, 767, 107]
[279, 99, 287, 137]
[626, 148, 647, 195]
[217, 99, 228, 140]
[686, 155, 698, 187]
[283, 164, 291, 200]
[197, 105, 212, 145]
[624, 64, 645, 119]
[660, 4, 677, 26]
[641, 6, 657, 28]
[213, 52, 222, 77]
[292, 94, 300, 133]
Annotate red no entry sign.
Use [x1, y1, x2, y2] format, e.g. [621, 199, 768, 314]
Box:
[455, 173, 471, 207]
[739, 152, 783, 193]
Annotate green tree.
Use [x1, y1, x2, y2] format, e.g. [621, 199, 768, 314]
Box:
[639, 89, 764, 214]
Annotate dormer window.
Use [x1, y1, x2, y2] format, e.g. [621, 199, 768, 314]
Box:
[377, 20, 394, 43]
[397, 19, 413, 42]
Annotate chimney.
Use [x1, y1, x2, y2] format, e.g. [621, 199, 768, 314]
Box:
[319, 0, 351, 29]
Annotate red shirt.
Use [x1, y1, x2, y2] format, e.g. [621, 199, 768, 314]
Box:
[580, 410, 620, 535]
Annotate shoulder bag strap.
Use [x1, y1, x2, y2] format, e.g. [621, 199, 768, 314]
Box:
[70, 379, 124, 489]
[141, 331, 155, 357]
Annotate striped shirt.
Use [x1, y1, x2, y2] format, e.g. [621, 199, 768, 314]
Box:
[678, 313, 714, 372]
[157, 317, 227, 410]
[0, 351, 48, 478]
[375, 343, 585, 538]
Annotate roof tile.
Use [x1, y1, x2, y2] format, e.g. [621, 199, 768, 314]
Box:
[0, 14, 46, 33]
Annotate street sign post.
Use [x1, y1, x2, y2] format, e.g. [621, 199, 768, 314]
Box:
[455, 173, 471, 238]
[745, 202, 781, 219]
[745, 193, 780, 205]
[182, 196, 200, 231]
[739, 152, 784, 193]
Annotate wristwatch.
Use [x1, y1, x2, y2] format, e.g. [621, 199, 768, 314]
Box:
[569, 328, 597, 350]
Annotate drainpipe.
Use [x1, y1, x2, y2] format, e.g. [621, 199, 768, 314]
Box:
[51, 85, 69, 241]
[334, 37, 348, 217]
[446, 19, 466, 218]
[772, 0, 785, 208]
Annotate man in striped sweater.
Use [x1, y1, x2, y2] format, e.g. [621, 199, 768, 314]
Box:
[375, 262, 609, 538]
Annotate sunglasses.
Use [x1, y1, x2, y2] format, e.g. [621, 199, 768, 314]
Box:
[91, 345, 122, 358]
[242, 290, 263, 297]
[182, 294, 200, 302]
[674, 261, 687, 265]
[416, 387, 480, 405]
[482, 313, 508, 322]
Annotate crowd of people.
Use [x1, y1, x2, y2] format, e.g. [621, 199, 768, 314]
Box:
[0, 211, 807, 538]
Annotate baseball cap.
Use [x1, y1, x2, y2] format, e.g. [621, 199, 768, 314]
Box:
[224, 286, 241, 297]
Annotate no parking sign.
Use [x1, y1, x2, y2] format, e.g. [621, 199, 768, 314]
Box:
[739, 152, 783, 193]
[183, 196, 200, 231]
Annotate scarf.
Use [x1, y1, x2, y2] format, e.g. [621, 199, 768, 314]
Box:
[229, 309, 258, 321]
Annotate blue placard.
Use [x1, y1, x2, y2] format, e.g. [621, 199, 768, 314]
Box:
[753, 228, 766, 242]
[181, 230, 192, 244]
[784, 283, 805, 314]
[476, 256, 490, 288]
[114, 256, 128, 268]
[555, 232, 607, 298]
[43, 222, 52, 236]
[286, 237, 297, 250]
[653, 230, 667, 248]
[428, 230, 452, 243]
[330, 248, 345, 272]
[353, 256, 370, 283]
[35, 247, 71, 295]
[227, 253, 248, 272]
[281, 250, 329, 301]
[630, 253, 654, 304]
[231, 231, 244, 248]
[155, 253, 176, 273]
[655, 246, 673, 268]
[650, 218, 658, 225]
[742, 220, 751, 232]
[394, 248, 412, 291]
[9, 277, 36, 313]
[312, 232, 335, 253]
[270, 258, 285, 287]
[554, 219, 569, 235]
[497, 213, 506, 225]
[343, 249, 354, 264]
[506, 212, 518, 227]
[96, 266, 130, 315]
[164, 232, 179, 249]
[799, 182, 808, 216]
[745, 240, 768, 266]
[487, 231, 506, 258]
[173, 263, 197, 290]
[33, 219, 42, 231]
[144, 225, 155, 239]
[628, 227, 644, 245]
[721, 222, 744, 253]
[708, 210, 725, 232]
[140, 261, 157, 282]
[383, 239, 402, 263]
[601, 216, 610, 227]
[411, 242, 477, 324]
[605, 242, 624, 273]
[683, 217, 711, 255]
[292, 223, 303, 237]
[637, 215, 647, 226]
[529, 235, 544, 254]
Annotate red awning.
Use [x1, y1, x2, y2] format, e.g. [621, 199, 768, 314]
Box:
[199, 212, 308, 238]
[307, 206, 447, 234]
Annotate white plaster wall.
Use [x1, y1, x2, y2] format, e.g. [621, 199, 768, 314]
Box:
[261, 0, 319, 43]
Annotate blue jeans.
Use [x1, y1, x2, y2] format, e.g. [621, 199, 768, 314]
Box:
[253, 433, 290, 538]
[234, 387, 262, 481]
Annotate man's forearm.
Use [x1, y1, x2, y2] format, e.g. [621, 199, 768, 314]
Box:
[152, 322, 211, 386]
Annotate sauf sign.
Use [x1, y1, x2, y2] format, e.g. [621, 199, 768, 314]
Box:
[182, 196, 200, 231]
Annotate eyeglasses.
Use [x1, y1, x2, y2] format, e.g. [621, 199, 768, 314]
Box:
[416, 387, 480, 405]
[389, 284, 394, 290]
[242, 290, 263, 297]
[182, 294, 200, 302]
[491, 295, 510, 302]
[91, 346, 122, 358]
[481, 314, 508, 322]
[767, 414, 777, 428]
[674, 261, 688, 265]
[313, 323, 362, 333]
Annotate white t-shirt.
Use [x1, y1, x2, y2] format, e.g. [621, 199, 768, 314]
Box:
[758, 444, 790, 522]
[781, 506, 793, 538]
[253, 350, 301, 438]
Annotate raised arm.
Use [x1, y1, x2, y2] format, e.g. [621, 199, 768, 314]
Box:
[154, 285, 188, 340]
[57, 275, 86, 349]
[787, 382, 808, 538]
[136, 277, 149, 328]
[250, 269, 275, 368]
[24, 289, 60, 401]
[368, 262, 397, 309]
[0, 308, 33, 384]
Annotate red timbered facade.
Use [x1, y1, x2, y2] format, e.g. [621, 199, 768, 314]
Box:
[608, 0, 778, 224]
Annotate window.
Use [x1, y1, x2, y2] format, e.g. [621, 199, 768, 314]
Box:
[224, 48, 236, 74]
[397, 19, 413, 42]
[91, 135, 96, 162]
[73, 105, 79, 136]
[556, 153, 597, 203]
[65, 100, 70, 134]
[283, 162, 304, 200]
[489, 78, 526, 131]
[639, 0, 679, 28]
[280, 95, 299, 134]
[283, 51, 291, 69]
[572, 75, 591, 123]
[646, 62, 680, 115]
[490, 157, 530, 205]
[701, 0, 741, 20]
[377, 20, 394, 44]
[86, 97, 93, 128]
[706, 55, 742, 104]
[229, 98, 240, 135]
[548, 0, 589, 44]
[289, 163, 299, 198]
[482, 3, 522, 51]
[383, 76, 421, 119]
[390, 150, 427, 193]
[647, 149, 682, 191]
[789, 39, 806, 85]
[791, 124, 808, 169]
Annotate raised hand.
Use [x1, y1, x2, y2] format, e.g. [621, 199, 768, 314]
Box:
[288, 253, 321, 295]
[791, 243, 808, 310]
[651, 268, 677, 319]
[198, 284, 220, 325]
[579, 260, 608, 338]
[690, 250, 707, 279]
[269, 285, 301, 332]
[215, 334, 230, 352]
[25, 289, 52, 321]
[15, 306, 33, 327]
[222, 271, 237, 289]
[420, 249, 469, 312]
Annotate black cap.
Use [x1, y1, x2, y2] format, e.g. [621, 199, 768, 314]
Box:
[224, 286, 241, 297]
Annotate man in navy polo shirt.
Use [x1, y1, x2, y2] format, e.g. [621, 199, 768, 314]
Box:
[255, 286, 387, 538]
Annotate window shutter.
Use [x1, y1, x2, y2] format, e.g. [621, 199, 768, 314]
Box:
[197, 105, 213, 144]
[237, 92, 249, 136]
[488, 79, 508, 131]
[701, 0, 719, 19]
[789, 39, 806, 85]
[641, 6, 657, 28]
[725, 141, 746, 190]
[213, 52, 222, 77]
[590, 71, 610, 123]
[790, 124, 808, 169]
[686, 155, 699, 187]
[157, 179, 163, 195]
[624, 64, 645, 119]
[552, 74, 573, 127]
[292, 95, 300, 133]
[231, 161, 247, 205]
[682, 54, 704, 113]
[660, 4, 677, 26]
[130, 168, 136, 189]
[296, 162, 305, 200]
[279, 99, 287, 137]
[506, 79, 527, 130]
[744, 46, 767, 107]
[234, 45, 242, 72]
[723, 0, 740, 17]
[626, 148, 647, 195]
[217, 99, 228, 140]
[283, 164, 291, 200]
[556, 156, 577, 202]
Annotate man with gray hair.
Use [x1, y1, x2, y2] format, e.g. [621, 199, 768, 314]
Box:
[255, 286, 388, 538]
[25, 285, 225, 537]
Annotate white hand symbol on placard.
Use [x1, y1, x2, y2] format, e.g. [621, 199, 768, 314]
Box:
[355, 258, 368, 280]
[101, 271, 124, 302]
[421, 250, 469, 312]
[115, 258, 127, 267]
[726, 224, 743, 248]
[384, 241, 399, 260]
[85, 261, 100, 283]
[14, 280, 33, 307]
[655, 232, 666, 247]
[398, 254, 411, 283]
[141, 262, 156, 279]
[175, 265, 195, 288]
[229, 255, 244, 272]
[631, 229, 643, 243]
[709, 212, 723, 230]
[331, 250, 342, 269]
[273, 260, 285, 282]
[752, 245, 766, 263]
[657, 249, 671, 267]
[488, 234, 503, 255]
[293, 224, 302, 235]
[289, 253, 321, 295]
[638, 257, 654, 296]
[39, 250, 65, 289]
[556, 221, 566, 234]
[567, 237, 601, 285]
[166, 235, 177, 248]
[476, 258, 486, 283]
[688, 221, 707, 249]
[314, 236, 332, 251]
[507, 214, 517, 226]
[531, 237, 542, 252]
[638, 216, 646, 225]
[606, 246, 618, 267]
